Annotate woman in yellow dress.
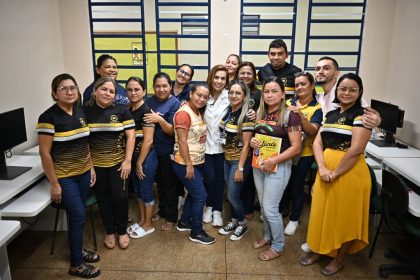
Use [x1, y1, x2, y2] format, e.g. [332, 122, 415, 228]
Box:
[301, 73, 372, 275]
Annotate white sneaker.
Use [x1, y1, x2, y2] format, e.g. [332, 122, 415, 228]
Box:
[284, 221, 299, 236]
[202, 207, 213, 223]
[301, 242, 312, 253]
[212, 211, 223, 227]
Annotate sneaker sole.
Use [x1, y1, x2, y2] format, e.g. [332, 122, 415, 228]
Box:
[176, 226, 191, 232]
[189, 236, 216, 245]
[230, 230, 247, 241]
[218, 230, 233, 235]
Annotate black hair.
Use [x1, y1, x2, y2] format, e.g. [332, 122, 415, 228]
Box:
[177, 64, 195, 80]
[333, 73, 364, 105]
[94, 54, 117, 80]
[126, 76, 145, 91]
[51, 73, 79, 101]
[269, 39, 288, 53]
[153, 72, 172, 86]
[294, 72, 317, 98]
[318, 56, 339, 71]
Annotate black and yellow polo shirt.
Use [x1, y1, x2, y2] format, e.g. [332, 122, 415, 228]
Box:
[219, 107, 255, 161]
[37, 104, 92, 179]
[320, 104, 368, 151]
[83, 103, 135, 167]
[130, 103, 155, 157]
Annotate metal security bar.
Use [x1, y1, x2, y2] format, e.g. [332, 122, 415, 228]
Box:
[88, 0, 147, 86]
[240, 0, 298, 70]
[155, 0, 211, 81]
[304, 0, 367, 73]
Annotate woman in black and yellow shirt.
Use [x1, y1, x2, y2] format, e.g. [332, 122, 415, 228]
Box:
[301, 73, 372, 275]
[37, 74, 100, 278]
[84, 77, 135, 250]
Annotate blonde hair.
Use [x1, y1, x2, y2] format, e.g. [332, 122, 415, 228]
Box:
[226, 80, 250, 135]
[85, 77, 117, 107]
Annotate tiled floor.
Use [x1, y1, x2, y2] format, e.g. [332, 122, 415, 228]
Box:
[8, 192, 414, 279]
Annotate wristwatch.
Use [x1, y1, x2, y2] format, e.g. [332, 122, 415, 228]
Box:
[238, 167, 244, 172]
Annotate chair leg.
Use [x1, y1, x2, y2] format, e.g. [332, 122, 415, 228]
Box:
[369, 215, 383, 259]
[50, 208, 60, 255]
[89, 206, 97, 251]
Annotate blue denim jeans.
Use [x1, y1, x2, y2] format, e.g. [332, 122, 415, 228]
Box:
[130, 149, 158, 206]
[224, 157, 252, 223]
[58, 171, 91, 267]
[253, 160, 292, 252]
[284, 156, 315, 221]
[172, 162, 207, 235]
[203, 153, 225, 212]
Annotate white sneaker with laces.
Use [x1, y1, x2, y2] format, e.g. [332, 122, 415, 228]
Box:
[284, 220, 299, 236]
[202, 207, 213, 223]
[212, 210, 223, 227]
[301, 242, 312, 253]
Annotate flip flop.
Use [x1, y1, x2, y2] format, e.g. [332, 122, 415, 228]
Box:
[300, 253, 323, 266]
[258, 248, 283, 261]
[253, 238, 271, 249]
[129, 227, 155, 239]
[321, 259, 344, 276]
[119, 234, 130, 250]
[127, 223, 140, 234]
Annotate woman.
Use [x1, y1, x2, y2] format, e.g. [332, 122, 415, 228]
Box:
[250, 77, 302, 261]
[217, 80, 254, 241]
[125, 77, 158, 238]
[236, 61, 261, 111]
[144, 72, 181, 230]
[301, 73, 372, 276]
[202, 65, 229, 227]
[37, 74, 100, 278]
[282, 72, 322, 236]
[82, 54, 129, 106]
[83, 77, 135, 250]
[225, 54, 241, 83]
[235, 61, 261, 219]
[171, 64, 194, 102]
[172, 83, 215, 245]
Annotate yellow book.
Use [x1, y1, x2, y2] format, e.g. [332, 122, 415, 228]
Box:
[252, 133, 282, 172]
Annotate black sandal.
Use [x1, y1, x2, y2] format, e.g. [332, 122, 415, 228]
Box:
[69, 263, 100, 278]
[82, 248, 100, 263]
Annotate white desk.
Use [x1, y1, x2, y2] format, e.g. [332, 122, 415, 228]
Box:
[366, 142, 420, 161]
[23, 145, 39, 156]
[0, 155, 44, 205]
[383, 157, 420, 217]
[0, 220, 20, 280]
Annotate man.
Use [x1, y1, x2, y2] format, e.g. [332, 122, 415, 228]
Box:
[300, 56, 381, 253]
[257, 39, 301, 97]
[314, 56, 380, 128]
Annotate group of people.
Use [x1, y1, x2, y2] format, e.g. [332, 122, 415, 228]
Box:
[37, 38, 381, 278]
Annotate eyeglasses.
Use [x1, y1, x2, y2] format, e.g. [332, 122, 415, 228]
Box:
[337, 86, 359, 94]
[57, 86, 78, 93]
[294, 71, 310, 77]
[178, 69, 192, 77]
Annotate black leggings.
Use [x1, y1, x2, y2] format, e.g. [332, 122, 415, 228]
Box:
[156, 154, 179, 223]
[94, 164, 128, 235]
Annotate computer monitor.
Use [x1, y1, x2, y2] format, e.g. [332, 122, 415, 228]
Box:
[370, 99, 405, 147]
[0, 108, 32, 180]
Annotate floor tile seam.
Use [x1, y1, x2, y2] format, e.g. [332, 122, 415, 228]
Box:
[225, 271, 378, 278]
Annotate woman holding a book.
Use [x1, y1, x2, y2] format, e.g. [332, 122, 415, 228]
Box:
[217, 80, 255, 241]
[250, 76, 302, 261]
[282, 72, 322, 236]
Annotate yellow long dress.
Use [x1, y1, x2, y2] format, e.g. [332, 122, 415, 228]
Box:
[306, 105, 371, 257]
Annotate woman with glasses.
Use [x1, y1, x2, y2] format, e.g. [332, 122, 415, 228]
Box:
[202, 65, 229, 227]
[125, 77, 158, 239]
[38, 74, 100, 278]
[171, 64, 194, 102]
[225, 54, 241, 83]
[82, 54, 129, 106]
[250, 76, 302, 261]
[281, 72, 322, 236]
[144, 72, 181, 231]
[217, 80, 254, 241]
[301, 73, 372, 276]
[172, 83, 216, 245]
[84, 77, 135, 250]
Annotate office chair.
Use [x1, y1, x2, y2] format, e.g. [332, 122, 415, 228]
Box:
[368, 164, 384, 258]
[50, 190, 98, 255]
[377, 169, 420, 279]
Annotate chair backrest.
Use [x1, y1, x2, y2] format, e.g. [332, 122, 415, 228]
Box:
[381, 169, 409, 232]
